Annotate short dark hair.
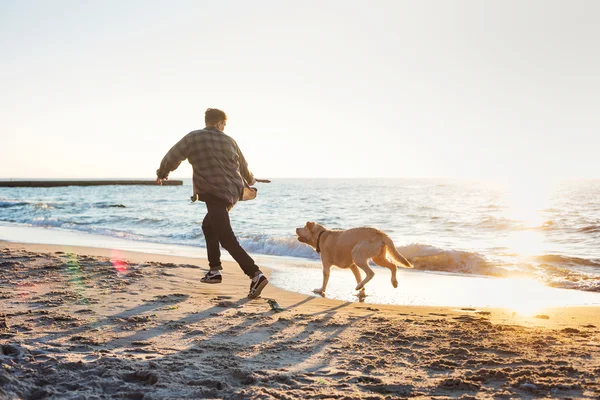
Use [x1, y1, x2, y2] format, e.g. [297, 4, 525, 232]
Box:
[205, 108, 227, 125]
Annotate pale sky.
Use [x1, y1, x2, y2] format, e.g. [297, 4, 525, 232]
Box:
[1, 0, 599, 180]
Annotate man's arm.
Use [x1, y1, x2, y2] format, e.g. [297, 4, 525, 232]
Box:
[235, 142, 255, 186]
[156, 133, 191, 182]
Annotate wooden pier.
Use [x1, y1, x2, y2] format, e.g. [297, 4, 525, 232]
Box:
[0, 180, 183, 188]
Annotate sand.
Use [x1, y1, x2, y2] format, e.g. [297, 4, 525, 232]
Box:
[1, 241, 599, 399]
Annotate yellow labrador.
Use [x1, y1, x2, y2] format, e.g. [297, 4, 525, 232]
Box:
[295, 221, 413, 296]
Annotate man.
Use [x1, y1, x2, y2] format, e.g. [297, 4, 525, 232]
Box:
[156, 108, 269, 298]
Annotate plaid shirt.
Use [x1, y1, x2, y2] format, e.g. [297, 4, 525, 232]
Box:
[157, 127, 255, 206]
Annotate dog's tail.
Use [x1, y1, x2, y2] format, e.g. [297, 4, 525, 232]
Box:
[383, 236, 413, 269]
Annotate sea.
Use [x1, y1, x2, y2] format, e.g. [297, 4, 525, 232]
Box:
[1, 178, 600, 311]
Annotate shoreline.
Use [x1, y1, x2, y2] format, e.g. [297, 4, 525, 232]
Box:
[1, 241, 599, 398]
[2, 240, 599, 328]
[1, 222, 600, 311]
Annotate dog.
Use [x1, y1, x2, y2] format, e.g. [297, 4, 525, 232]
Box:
[295, 221, 413, 296]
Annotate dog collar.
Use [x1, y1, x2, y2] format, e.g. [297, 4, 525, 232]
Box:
[316, 231, 325, 254]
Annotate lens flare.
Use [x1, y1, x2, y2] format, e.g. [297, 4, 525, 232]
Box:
[110, 249, 128, 274]
[64, 252, 88, 304]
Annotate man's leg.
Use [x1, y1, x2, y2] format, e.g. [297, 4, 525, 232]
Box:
[201, 213, 223, 272]
[204, 198, 259, 278]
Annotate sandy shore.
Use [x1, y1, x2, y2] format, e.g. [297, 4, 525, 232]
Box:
[1, 241, 599, 399]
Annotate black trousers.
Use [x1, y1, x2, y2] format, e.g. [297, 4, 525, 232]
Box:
[199, 193, 259, 278]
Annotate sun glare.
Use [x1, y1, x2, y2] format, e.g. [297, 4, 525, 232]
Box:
[492, 277, 549, 316]
[502, 230, 548, 257]
[500, 178, 554, 229]
[493, 177, 557, 258]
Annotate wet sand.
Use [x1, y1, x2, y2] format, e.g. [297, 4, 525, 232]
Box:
[1, 242, 599, 399]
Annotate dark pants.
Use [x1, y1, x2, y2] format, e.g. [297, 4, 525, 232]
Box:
[199, 194, 259, 278]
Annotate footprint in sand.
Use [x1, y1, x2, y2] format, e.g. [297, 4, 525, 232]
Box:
[122, 370, 159, 385]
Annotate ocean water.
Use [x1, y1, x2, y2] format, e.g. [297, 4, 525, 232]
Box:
[1, 178, 600, 305]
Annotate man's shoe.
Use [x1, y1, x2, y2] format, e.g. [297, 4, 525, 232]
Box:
[248, 273, 268, 298]
[200, 271, 222, 284]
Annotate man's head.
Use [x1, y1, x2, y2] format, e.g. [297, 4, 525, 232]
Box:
[205, 108, 227, 131]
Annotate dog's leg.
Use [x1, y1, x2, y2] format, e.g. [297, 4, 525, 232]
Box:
[313, 262, 332, 296]
[349, 264, 362, 286]
[353, 259, 375, 291]
[373, 256, 398, 288]
[352, 244, 376, 290]
[349, 264, 366, 299]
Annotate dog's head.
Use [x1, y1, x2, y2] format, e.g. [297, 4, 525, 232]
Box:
[295, 221, 325, 246]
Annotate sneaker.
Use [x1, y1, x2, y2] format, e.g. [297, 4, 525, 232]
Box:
[248, 273, 268, 298]
[200, 270, 222, 284]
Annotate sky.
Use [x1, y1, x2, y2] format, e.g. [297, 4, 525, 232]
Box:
[1, 0, 599, 181]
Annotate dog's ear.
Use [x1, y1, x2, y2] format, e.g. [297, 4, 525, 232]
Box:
[306, 221, 315, 229]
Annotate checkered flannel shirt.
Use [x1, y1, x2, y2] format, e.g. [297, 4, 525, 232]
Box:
[156, 127, 256, 206]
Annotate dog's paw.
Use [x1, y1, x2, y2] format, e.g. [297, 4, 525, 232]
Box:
[392, 280, 398, 288]
[312, 288, 325, 297]
[356, 289, 367, 298]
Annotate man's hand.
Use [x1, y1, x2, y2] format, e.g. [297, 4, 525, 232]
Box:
[255, 179, 271, 183]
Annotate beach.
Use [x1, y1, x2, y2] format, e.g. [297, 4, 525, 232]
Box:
[4, 0, 600, 398]
[2, 241, 599, 399]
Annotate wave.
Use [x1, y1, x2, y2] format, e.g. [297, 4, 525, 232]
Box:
[578, 225, 600, 234]
[397, 244, 511, 277]
[0, 199, 127, 210]
[534, 254, 600, 268]
[2, 216, 150, 242]
[239, 236, 320, 260]
[25, 219, 148, 241]
[85, 227, 147, 241]
[478, 218, 600, 235]
[477, 216, 560, 232]
[0, 199, 70, 210]
[234, 235, 505, 278]
[477, 216, 519, 230]
[541, 264, 600, 293]
[542, 207, 561, 213]
[237, 238, 512, 277]
[0, 201, 29, 208]
[477, 216, 532, 231]
[33, 202, 54, 209]
[236, 237, 503, 277]
[233, 237, 600, 294]
[5, 212, 165, 230]
[95, 203, 127, 208]
[29, 217, 64, 228]
[547, 278, 600, 292]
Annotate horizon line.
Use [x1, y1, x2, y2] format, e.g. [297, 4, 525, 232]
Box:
[1, 176, 599, 181]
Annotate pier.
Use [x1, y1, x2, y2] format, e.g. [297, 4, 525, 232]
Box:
[0, 180, 183, 188]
